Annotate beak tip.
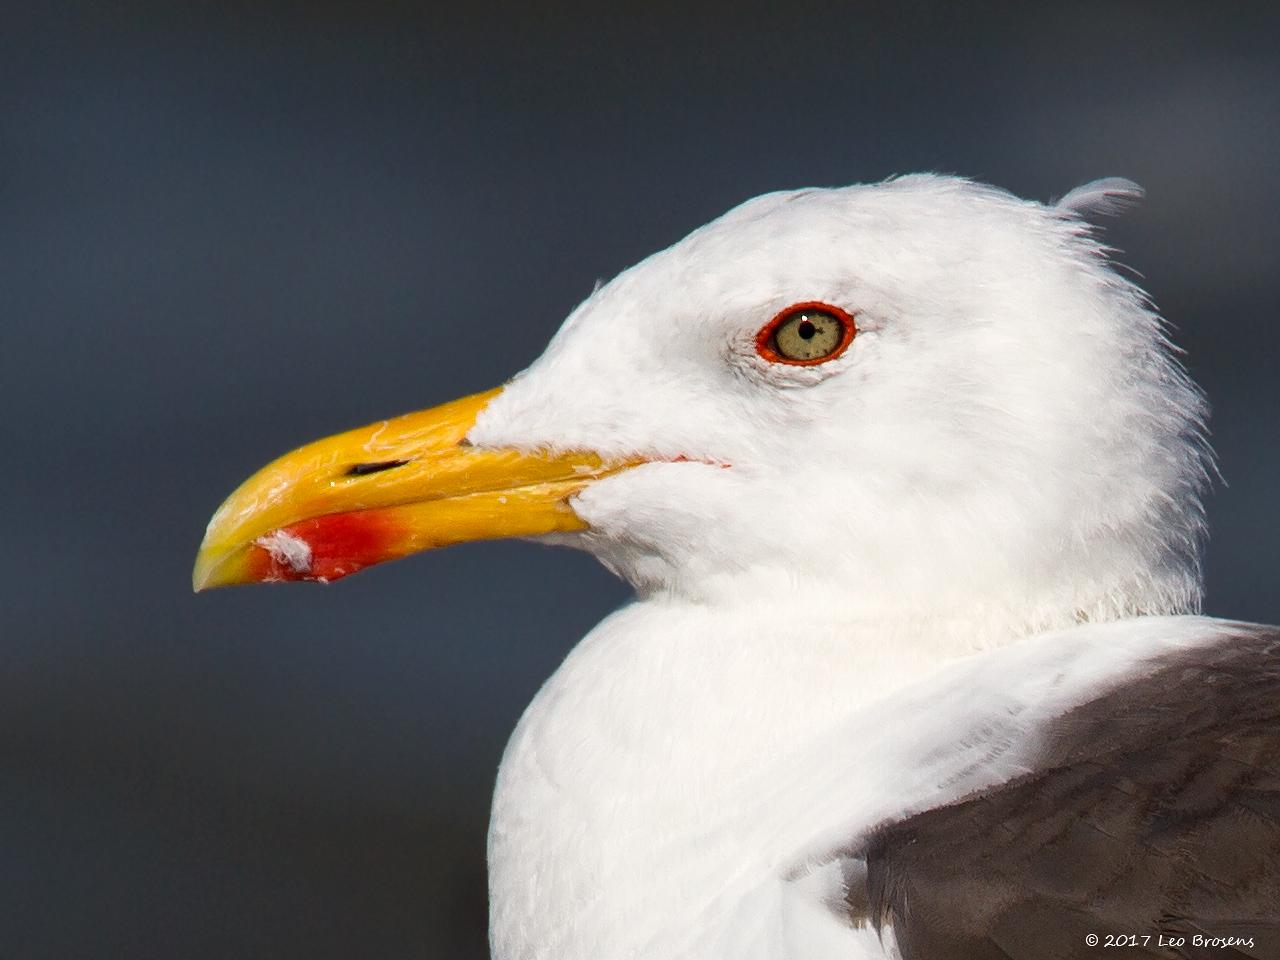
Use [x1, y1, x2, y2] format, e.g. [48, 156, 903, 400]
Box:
[191, 557, 219, 593]
[192, 538, 252, 593]
[191, 565, 215, 593]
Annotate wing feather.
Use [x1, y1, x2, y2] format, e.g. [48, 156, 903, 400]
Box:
[845, 624, 1280, 960]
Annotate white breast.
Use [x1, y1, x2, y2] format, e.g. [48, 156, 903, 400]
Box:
[487, 598, 920, 959]
[487, 604, 1233, 960]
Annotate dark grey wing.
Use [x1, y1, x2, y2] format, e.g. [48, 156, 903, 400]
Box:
[850, 623, 1280, 960]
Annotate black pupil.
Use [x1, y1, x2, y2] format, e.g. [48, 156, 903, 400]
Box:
[797, 317, 817, 340]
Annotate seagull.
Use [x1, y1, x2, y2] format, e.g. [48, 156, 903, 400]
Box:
[194, 175, 1280, 960]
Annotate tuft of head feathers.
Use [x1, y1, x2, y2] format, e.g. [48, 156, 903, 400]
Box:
[470, 175, 1214, 641]
[1055, 177, 1146, 219]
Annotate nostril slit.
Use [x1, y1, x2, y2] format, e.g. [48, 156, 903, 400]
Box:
[346, 459, 411, 476]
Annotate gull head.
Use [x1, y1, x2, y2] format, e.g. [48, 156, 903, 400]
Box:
[197, 175, 1212, 630]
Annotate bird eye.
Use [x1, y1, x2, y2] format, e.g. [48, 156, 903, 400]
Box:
[756, 302, 856, 365]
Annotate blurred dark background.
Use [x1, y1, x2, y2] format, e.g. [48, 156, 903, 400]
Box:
[2, 2, 1277, 957]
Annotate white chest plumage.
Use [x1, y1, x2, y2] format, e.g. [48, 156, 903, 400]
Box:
[486, 609, 1234, 960]
[486, 600, 909, 960]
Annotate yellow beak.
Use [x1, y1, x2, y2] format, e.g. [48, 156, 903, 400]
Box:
[193, 387, 635, 591]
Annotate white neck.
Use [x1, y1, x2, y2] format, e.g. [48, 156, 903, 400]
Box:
[486, 594, 1060, 960]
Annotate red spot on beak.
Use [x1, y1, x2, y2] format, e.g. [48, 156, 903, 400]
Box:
[248, 512, 402, 583]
